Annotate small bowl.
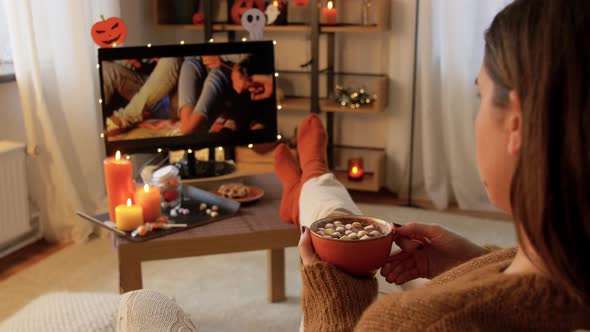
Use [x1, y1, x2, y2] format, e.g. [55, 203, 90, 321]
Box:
[310, 215, 394, 277]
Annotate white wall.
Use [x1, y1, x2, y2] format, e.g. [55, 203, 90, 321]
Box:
[0, 81, 26, 143]
[119, 0, 418, 196]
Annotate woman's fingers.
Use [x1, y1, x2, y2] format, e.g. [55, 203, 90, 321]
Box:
[384, 259, 416, 284]
[394, 222, 441, 242]
[394, 268, 420, 285]
[298, 226, 319, 266]
[394, 236, 425, 253]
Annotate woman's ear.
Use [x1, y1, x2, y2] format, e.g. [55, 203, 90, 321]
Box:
[507, 90, 522, 156]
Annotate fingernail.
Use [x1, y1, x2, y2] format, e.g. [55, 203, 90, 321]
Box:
[393, 223, 402, 228]
[301, 226, 306, 234]
[417, 244, 424, 250]
[424, 237, 432, 244]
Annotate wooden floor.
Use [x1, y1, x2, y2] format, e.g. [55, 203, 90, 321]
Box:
[0, 240, 71, 282]
[350, 189, 512, 222]
[0, 190, 511, 281]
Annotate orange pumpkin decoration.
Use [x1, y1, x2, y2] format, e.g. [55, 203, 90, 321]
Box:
[91, 15, 128, 48]
[230, 0, 265, 25]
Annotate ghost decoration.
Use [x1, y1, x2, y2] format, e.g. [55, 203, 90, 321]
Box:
[241, 8, 266, 41]
[265, 4, 280, 25]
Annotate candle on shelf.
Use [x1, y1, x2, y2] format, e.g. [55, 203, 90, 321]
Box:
[215, 146, 225, 161]
[115, 198, 144, 231]
[135, 184, 161, 223]
[348, 158, 364, 180]
[322, 1, 337, 25]
[104, 150, 134, 222]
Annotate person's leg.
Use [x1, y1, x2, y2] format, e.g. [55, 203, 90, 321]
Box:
[192, 67, 231, 122]
[108, 58, 181, 131]
[178, 57, 206, 113]
[101, 61, 144, 106]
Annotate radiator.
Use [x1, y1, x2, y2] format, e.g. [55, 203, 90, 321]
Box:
[0, 141, 37, 256]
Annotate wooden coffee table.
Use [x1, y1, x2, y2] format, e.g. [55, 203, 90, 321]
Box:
[114, 173, 300, 303]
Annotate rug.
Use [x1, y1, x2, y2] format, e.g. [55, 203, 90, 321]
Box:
[0, 205, 516, 331]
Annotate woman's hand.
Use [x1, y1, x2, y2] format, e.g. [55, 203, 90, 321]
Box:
[380, 223, 489, 284]
[299, 226, 320, 266]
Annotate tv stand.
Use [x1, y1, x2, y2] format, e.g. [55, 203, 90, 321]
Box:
[177, 150, 236, 179]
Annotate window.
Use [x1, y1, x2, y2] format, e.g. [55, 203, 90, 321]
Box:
[0, 4, 15, 82]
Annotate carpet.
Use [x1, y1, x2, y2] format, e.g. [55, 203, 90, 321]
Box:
[0, 205, 516, 331]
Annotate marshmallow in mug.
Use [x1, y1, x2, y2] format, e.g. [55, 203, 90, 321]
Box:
[313, 219, 386, 241]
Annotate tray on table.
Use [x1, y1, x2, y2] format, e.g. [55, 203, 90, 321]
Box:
[77, 185, 241, 242]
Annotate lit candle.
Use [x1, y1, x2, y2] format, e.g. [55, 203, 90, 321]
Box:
[104, 151, 134, 222]
[215, 146, 225, 161]
[322, 1, 337, 25]
[135, 184, 161, 223]
[115, 198, 144, 231]
[348, 158, 364, 180]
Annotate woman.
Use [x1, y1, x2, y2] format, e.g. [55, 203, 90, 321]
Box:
[273, 0, 590, 330]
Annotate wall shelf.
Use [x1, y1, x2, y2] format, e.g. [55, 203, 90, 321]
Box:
[152, 0, 391, 192]
[281, 97, 382, 113]
[156, 23, 386, 33]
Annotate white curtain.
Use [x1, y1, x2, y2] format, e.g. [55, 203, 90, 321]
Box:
[415, 0, 511, 211]
[2, 0, 119, 242]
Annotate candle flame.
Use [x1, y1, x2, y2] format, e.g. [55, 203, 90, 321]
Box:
[144, 184, 149, 192]
[352, 166, 359, 174]
[327, 1, 333, 9]
[273, 0, 278, 7]
[115, 150, 121, 160]
[126, 198, 132, 207]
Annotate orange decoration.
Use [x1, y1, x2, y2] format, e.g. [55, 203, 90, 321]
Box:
[104, 151, 135, 221]
[91, 15, 128, 48]
[230, 0, 265, 25]
[135, 184, 161, 223]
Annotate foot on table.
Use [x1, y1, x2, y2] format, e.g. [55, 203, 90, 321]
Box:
[298, 114, 328, 182]
[273, 143, 302, 226]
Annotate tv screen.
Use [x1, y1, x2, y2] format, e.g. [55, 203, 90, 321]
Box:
[98, 41, 277, 155]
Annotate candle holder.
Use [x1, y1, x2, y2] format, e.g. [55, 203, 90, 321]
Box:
[348, 158, 364, 181]
[151, 165, 183, 211]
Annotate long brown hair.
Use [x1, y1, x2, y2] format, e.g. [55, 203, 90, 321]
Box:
[485, 0, 590, 302]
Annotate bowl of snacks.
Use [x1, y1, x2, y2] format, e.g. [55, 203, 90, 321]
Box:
[310, 215, 395, 277]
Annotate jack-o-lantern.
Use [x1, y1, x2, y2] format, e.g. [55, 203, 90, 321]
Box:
[91, 15, 128, 48]
[231, 0, 265, 25]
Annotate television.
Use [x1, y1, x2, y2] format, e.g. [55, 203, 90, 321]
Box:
[97, 41, 278, 156]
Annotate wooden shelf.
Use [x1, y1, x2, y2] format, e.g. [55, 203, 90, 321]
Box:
[281, 97, 384, 113]
[321, 24, 382, 33]
[155, 23, 386, 33]
[279, 75, 389, 113]
[213, 23, 309, 32]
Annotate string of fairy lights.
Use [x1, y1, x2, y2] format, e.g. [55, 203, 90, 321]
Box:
[97, 38, 284, 156]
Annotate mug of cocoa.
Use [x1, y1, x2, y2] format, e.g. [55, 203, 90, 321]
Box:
[309, 215, 395, 276]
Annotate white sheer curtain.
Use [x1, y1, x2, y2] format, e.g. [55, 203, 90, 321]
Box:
[2, 0, 119, 242]
[414, 0, 511, 210]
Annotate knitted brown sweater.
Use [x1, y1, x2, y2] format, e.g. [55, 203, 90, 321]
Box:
[302, 248, 590, 331]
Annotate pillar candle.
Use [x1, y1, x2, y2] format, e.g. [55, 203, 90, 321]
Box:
[321, 1, 337, 25]
[135, 184, 161, 223]
[115, 198, 144, 231]
[104, 151, 134, 221]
